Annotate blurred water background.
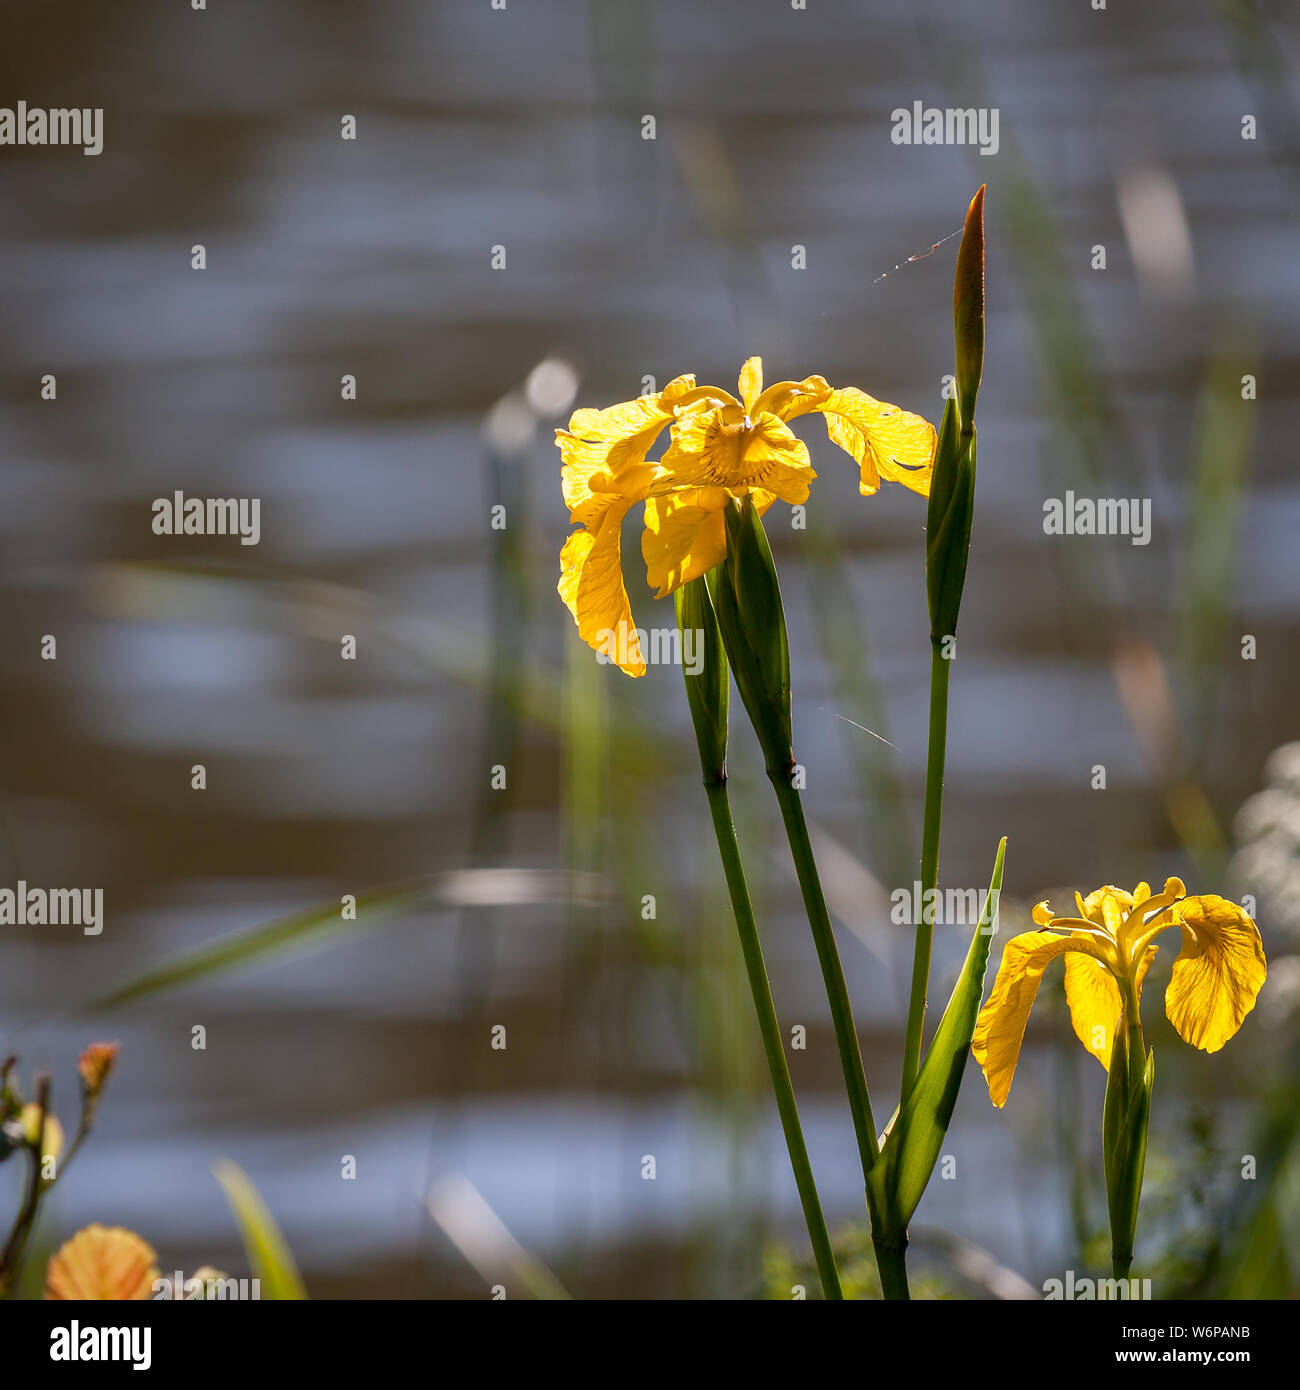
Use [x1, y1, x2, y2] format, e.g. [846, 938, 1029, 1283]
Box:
[1, 0, 1298, 1297]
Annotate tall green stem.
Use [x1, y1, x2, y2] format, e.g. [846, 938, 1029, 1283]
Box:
[871, 1231, 910, 1300]
[703, 779, 842, 1299]
[768, 772, 880, 1181]
[0, 1076, 49, 1298]
[1124, 992, 1147, 1098]
[1108, 981, 1148, 1281]
[900, 645, 952, 1101]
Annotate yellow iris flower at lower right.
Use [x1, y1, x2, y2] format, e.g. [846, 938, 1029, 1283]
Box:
[973, 879, 1266, 1107]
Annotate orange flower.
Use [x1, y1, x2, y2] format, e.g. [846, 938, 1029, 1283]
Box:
[45, 1225, 160, 1300]
[77, 1042, 119, 1100]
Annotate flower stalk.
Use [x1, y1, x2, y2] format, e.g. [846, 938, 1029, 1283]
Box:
[712, 500, 882, 1186]
[900, 644, 952, 1102]
[1104, 977, 1154, 1281]
[0, 1074, 50, 1296]
[552, 199, 996, 1302]
[675, 575, 842, 1300]
[900, 185, 986, 1103]
[0, 1043, 119, 1298]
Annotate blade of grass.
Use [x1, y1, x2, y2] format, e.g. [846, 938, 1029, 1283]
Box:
[869, 837, 1006, 1230]
[88, 871, 607, 1011]
[89, 883, 432, 1011]
[212, 1159, 306, 1300]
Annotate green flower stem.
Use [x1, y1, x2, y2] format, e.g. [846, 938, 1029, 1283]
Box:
[900, 645, 952, 1102]
[0, 1076, 50, 1298]
[768, 772, 881, 1181]
[1124, 993, 1147, 1097]
[871, 1231, 910, 1301]
[703, 778, 842, 1300]
[1112, 983, 1148, 1281]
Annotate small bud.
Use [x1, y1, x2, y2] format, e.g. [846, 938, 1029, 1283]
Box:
[20, 1103, 63, 1164]
[77, 1042, 119, 1101]
[714, 498, 793, 773]
[0, 1116, 24, 1161]
[953, 184, 985, 429]
[926, 187, 986, 645]
[190, 1266, 231, 1298]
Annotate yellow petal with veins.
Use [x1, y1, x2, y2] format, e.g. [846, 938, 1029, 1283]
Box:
[558, 376, 696, 529]
[642, 487, 729, 598]
[558, 499, 645, 676]
[1063, 944, 1157, 1069]
[825, 411, 881, 493]
[973, 930, 1112, 1107]
[662, 408, 815, 505]
[810, 387, 936, 497]
[1164, 896, 1266, 1052]
[755, 374, 833, 420]
[740, 414, 816, 502]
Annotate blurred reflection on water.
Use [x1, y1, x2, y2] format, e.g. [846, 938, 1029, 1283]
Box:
[1, 0, 1298, 1295]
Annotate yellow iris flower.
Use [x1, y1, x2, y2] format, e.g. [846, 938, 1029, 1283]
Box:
[973, 879, 1267, 1107]
[557, 357, 935, 675]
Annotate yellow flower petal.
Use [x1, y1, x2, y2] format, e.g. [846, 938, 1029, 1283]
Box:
[559, 437, 656, 532]
[1079, 885, 1133, 939]
[748, 489, 778, 517]
[45, 1225, 160, 1300]
[810, 387, 936, 497]
[973, 931, 1109, 1107]
[558, 376, 696, 529]
[753, 374, 833, 420]
[738, 357, 763, 414]
[662, 407, 815, 505]
[740, 413, 816, 501]
[641, 487, 729, 598]
[824, 409, 881, 493]
[1164, 896, 1267, 1052]
[558, 500, 645, 677]
[1064, 944, 1157, 1069]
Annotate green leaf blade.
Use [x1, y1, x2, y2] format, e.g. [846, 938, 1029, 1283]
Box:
[89, 882, 430, 1011]
[212, 1159, 307, 1301]
[869, 836, 1006, 1231]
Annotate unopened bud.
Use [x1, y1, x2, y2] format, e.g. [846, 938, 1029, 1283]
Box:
[78, 1042, 119, 1101]
[715, 498, 793, 773]
[953, 185, 985, 429]
[674, 575, 728, 784]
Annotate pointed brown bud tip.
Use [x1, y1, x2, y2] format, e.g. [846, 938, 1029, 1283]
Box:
[953, 185, 986, 424]
[77, 1042, 119, 1098]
